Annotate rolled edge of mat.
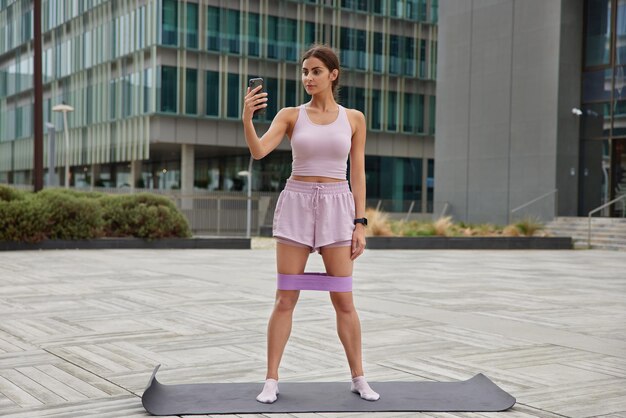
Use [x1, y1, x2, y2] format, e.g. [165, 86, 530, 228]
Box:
[470, 373, 516, 410]
[142, 364, 163, 416]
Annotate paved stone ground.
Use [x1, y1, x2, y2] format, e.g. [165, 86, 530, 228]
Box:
[0, 247, 624, 418]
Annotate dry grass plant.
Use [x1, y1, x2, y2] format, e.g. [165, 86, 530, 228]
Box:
[515, 217, 545, 237]
[364, 207, 394, 237]
[364, 208, 545, 238]
[433, 216, 455, 236]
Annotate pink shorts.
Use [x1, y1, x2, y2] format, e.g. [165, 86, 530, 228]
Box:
[273, 179, 355, 253]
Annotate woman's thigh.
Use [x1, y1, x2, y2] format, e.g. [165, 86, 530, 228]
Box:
[320, 245, 353, 277]
[276, 242, 311, 274]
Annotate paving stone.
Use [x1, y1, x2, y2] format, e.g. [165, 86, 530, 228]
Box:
[0, 248, 624, 417]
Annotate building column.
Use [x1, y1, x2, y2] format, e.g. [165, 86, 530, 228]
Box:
[130, 160, 142, 190]
[181, 144, 195, 210]
[90, 164, 100, 189]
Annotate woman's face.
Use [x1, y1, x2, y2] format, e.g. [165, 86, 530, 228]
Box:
[301, 57, 337, 95]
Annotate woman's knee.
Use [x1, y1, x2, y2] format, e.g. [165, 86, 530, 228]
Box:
[274, 291, 299, 312]
[331, 293, 356, 315]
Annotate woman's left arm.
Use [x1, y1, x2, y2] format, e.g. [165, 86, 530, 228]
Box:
[349, 109, 367, 260]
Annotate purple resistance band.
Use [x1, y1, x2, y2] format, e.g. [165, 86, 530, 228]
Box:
[277, 273, 352, 292]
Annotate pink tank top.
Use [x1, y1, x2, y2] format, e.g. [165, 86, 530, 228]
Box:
[290, 104, 352, 179]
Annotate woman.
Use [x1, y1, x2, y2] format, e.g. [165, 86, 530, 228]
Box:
[242, 44, 379, 404]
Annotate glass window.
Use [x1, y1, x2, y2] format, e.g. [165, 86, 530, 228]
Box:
[429, 95, 436, 134]
[186, 68, 197, 115]
[283, 18, 298, 61]
[365, 156, 423, 212]
[207, 6, 219, 51]
[389, 0, 402, 18]
[305, 21, 316, 47]
[340, 86, 352, 108]
[389, 35, 401, 74]
[144, 68, 152, 114]
[419, 39, 427, 77]
[387, 91, 397, 131]
[583, 69, 612, 102]
[403, 93, 415, 133]
[160, 66, 177, 113]
[162, 0, 177, 46]
[371, 89, 382, 130]
[15, 106, 22, 138]
[285, 79, 296, 107]
[266, 77, 278, 119]
[373, 33, 384, 72]
[227, 73, 239, 118]
[248, 13, 260, 56]
[341, 27, 355, 68]
[356, 30, 367, 70]
[206, 71, 219, 116]
[617, 0, 626, 65]
[612, 100, 626, 135]
[405, 0, 416, 20]
[354, 87, 366, 112]
[268, 16, 279, 59]
[417, 94, 425, 133]
[226, 9, 240, 54]
[109, 79, 117, 120]
[585, 0, 612, 67]
[186, 2, 198, 48]
[404, 36, 415, 76]
[427, 158, 434, 212]
[431, 0, 439, 22]
[371, 0, 385, 14]
[123, 74, 131, 117]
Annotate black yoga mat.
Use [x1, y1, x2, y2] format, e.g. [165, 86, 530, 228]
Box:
[142, 365, 516, 415]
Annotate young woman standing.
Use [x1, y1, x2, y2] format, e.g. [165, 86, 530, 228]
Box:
[242, 44, 379, 404]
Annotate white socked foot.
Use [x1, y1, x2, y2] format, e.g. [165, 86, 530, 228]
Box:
[256, 378, 279, 403]
[351, 376, 380, 401]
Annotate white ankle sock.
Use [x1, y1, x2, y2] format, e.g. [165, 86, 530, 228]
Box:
[351, 376, 380, 401]
[256, 378, 279, 403]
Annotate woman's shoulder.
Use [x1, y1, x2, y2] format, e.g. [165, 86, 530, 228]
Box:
[342, 107, 366, 123]
[276, 106, 301, 121]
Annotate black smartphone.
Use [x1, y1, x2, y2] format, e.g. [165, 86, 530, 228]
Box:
[248, 77, 266, 116]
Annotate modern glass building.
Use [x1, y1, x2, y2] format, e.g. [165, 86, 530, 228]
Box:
[0, 0, 438, 213]
[580, 0, 626, 216]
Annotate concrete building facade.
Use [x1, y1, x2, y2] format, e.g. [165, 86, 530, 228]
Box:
[434, 0, 586, 224]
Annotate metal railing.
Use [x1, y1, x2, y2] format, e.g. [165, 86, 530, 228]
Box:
[439, 201, 450, 218]
[510, 189, 558, 222]
[587, 195, 626, 248]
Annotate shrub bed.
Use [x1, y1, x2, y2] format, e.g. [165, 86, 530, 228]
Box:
[365, 208, 547, 238]
[0, 185, 191, 243]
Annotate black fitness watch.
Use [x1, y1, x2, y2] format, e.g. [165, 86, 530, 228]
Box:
[354, 218, 368, 226]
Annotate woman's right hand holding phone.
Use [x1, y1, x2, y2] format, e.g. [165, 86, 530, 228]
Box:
[242, 85, 268, 121]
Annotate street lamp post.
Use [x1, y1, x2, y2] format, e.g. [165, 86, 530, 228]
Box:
[52, 104, 74, 188]
[45, 122, 57, 187]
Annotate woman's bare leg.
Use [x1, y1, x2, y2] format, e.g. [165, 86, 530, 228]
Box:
[320, 246, 363, 377]
[321, 245, 379, 400]
[265, 242, 310, 380]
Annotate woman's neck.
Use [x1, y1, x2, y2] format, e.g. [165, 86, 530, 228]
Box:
[308, 91, 337, 111]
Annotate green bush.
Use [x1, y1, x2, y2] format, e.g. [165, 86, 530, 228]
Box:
[0, 184, 26, 202]
[35, 190, 104, 240]
[0, 199, 48, 242]
[0, 186, 191, 242]
[101, 194, 191, 239]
